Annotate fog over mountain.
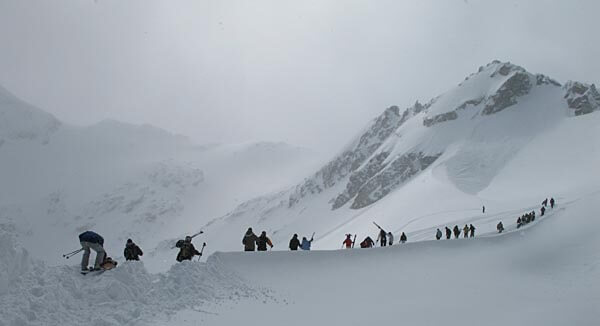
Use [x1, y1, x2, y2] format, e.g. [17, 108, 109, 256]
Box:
[1, 0, 599, 151]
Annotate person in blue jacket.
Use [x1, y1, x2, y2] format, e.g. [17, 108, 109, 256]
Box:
[300, 235, 314, 251]
[79, 231, 106, 272]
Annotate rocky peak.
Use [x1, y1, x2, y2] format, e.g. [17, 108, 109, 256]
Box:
[564, 81, 600, 116]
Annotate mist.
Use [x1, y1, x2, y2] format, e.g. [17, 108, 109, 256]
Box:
[1, 0, 598, 151]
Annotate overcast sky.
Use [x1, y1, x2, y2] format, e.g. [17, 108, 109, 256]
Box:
[1, 0, 599, 151]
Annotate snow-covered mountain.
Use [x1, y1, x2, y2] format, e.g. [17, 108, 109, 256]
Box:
[199, 60, 600, 255]
[0, 87, 321, 267]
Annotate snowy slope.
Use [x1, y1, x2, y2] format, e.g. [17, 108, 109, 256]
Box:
[195, 61, 600, 258]
[0, 86, 321, 269]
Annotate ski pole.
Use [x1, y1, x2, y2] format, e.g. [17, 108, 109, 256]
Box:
[197, 243, 206, 261]
[63, 248, 84, 259]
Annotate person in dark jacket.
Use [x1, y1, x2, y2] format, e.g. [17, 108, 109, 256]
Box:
[463, 225, 469, 238]
[242, 228, 258, 251]
[377, 229, 387, 247]
[453, 225, 460, 239]
[360, 236, 375, 248]
[79, 231, 106, 272]
[469, 224, 476, 238]
[435, 228, 442, 240]
[445, 227, 452, 240]
[176, 236, 201, 262]
[400, 232, 407, 244]
[497, 221, 504, 233]
[550, 198, 555, 209]
[257, 231, 274, 251]
[289, 234, 301, 251]
[542, 198, 548, 207]
[300, 236, 313, 251]
[541, 206, 546, 216]
[124, 239, 143, 261]
[343, 234, 354, 249]
[517, 217, 522, 228]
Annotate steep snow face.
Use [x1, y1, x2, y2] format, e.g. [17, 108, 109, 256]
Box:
[0, 86, 60, 143]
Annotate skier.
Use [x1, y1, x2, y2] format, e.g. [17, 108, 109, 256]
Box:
[376, 228, 387, 247]
[436, 228, 442, 240]
[497, 221, 504, 233]
[541, 206, 546, 217]
[469, 224, 475, 238]
[400, 232, 407, 244]
[542, 198, 548, 207]
[176, 236, 202, 262]
[257, 231, 274, 251]
[342, 234, 353, 249]
[79, 231, 106, 272]
[445, 227, 452, 240]
[482, 205, 486, 213]
[300, 236, 313, 250]
[123, 239, 143, 261]
[463, 225, 469, 238]
[517, 217, 522, 228]
[360, 236, 375, 248]
[289, 234, 301, 251]
[453, 225, 460, 239]
[531, 212, 535, 222]
[387, 232, 394, 245]
[550, 198, 555, 209]
[242, 227, 258, 252]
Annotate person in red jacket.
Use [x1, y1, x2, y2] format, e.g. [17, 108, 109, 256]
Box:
[342, 234, 353, 249]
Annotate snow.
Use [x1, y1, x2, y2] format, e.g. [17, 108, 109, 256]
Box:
[1, 61, 599, 325]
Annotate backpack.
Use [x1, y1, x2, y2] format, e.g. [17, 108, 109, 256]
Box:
[360, 240, 368, 248]
[124, 246, 134, 259]
[175, 239, 185, 248]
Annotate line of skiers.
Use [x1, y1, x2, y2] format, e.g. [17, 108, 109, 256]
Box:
[435, 224, 476, 240]
[243, 227, 276, 251]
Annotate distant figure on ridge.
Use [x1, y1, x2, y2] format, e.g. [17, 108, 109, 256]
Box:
[242, 227, 258, 252]
[343, 234, 354, 249]
[300, 235, 314, 251]
[541, 206, 546, 217]
[377, 228, 388, 247]
[497, 221, 504, 233]
[469, 224, 475, 238]
[387, 232, 394, 245]
[436, 228, 442, 240]
[257, 231, 274, 251]
[463, 225, 469, 238]
[400, 232, 407, 244]
[550, 198, 555, 209]
[542, 198, 548, 207]
[482, 206, 486, 213]
[360, 236, 375, 248]
[289, 234, 301, 251]
[123, 239, 143, 261]
[453, 225, 460, 239]
[517, 217, 522, 228]
[176, 236, 201, 262]
[445, 227, 452, 240]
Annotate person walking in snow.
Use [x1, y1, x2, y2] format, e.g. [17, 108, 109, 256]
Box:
[469, 224, 475, 238]
[482, 206, 486, 213]
[445, 227, 452, 240]
[176, 236, 202, 262]
[400, 232, 407, 244]
[377, 228, 388, 247]
[123, 239, 143, 261]
[257, 231, 274, 251]
[517, 216, 522, 228]
[453, 225, 460, 239]
[540, 206, 546, 217]
[300, 235, 314, 251]
[463, 225, 469, 238]
[242, 227, 258, 252]
[542, 198, 548, 207]
[387, 232, 394, 245]
[79, 231, 106, 272]
[436, 228, 442, 240]
[342, 234, 354, 249]
[360, 236, 375, 248]
[497, 221, 504, 233]
[289, 234, 301, 251]
[550, 198, 555, 209]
